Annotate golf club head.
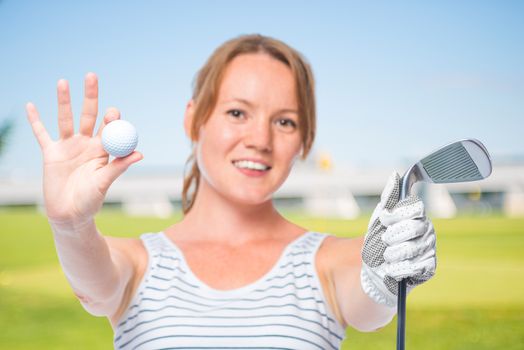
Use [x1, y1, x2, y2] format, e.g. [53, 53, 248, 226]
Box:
[396, 138, 493, 350]
[400, 139, 492, 199]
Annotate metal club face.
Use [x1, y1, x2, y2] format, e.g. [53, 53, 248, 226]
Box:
[401, 139, 492, 198]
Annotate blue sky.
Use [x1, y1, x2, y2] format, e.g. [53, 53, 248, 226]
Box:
[0, 0, 523, 178]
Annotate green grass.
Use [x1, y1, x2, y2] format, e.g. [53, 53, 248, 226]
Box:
[1, 210, 523, 349]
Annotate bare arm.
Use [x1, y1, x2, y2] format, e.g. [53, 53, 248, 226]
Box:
[26, 73, 142, 316]
[50, 219, 135, 316]
[321, 236, 395, 332]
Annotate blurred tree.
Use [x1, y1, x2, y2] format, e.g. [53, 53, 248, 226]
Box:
[0, 119, 15, 158]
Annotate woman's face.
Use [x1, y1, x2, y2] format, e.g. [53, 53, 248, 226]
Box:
[192, 53, 303, 206]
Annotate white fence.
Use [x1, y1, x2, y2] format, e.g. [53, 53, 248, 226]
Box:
[1, 162, 523, 218]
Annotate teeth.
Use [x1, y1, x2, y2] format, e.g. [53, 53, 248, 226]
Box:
[233, 160, 270, 171]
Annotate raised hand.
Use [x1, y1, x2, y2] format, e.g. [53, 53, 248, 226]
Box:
[360, 171, 436, 307]
[26, 73, 143, 223]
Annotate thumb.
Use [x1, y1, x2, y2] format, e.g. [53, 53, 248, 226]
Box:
[380, 171, 401, 211]
[96, 151, 143, 194]
[367, 171, 401, 230]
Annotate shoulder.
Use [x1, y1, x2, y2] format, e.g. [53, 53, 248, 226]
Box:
[104, 235, 149, 327]
[104, 235, 148, 266]
[317, 235, 364, 271]
[103, 236, 149, 292]
[315, 234, 363, 328]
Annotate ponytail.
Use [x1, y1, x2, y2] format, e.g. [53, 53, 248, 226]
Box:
[181, 152, 200, 214]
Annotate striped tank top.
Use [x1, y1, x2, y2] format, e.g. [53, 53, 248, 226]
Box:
[113, 231, 347, 349]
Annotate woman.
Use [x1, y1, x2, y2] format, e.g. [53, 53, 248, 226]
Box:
[26, 34, 436, 349]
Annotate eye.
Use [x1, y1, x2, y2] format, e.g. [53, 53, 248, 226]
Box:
[227, 109, 245, 119]
[276, 118, 298, 131]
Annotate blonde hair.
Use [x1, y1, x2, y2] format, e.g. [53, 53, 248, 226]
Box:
[182, 34, 316, 214]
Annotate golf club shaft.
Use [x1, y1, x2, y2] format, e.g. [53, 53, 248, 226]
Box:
[397, 176, 410, 350]
[397, 280, 407, 350]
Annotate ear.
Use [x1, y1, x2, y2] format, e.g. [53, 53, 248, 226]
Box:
[298, 145, 306, 160]
[184, 99, 196, 141]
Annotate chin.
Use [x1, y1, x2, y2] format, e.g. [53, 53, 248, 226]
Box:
[227, 188, 276, 207]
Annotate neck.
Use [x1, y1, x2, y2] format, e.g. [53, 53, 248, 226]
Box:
[175, 180, 290, 245]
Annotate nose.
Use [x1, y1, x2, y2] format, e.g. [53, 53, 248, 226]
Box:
[244, 119, 272, 153]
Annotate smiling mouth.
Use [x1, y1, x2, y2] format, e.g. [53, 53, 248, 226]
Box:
[232, 160, 272, 171]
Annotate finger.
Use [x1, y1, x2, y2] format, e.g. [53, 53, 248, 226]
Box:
[95, 151, 143, 194]
[386, 250, 436, 281]
[409, 257, 437, 285]
[57, 79, 74, 139]
[26, 102, 52, 149]
[95, 107, 121, 137]
[382, 219, 430, 245]
[79, 72, 99, 136]
[383, 232, 436, 263]
[380, 198, 424, 226]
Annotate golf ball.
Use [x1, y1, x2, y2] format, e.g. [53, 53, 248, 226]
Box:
[101, 120, 138, 158]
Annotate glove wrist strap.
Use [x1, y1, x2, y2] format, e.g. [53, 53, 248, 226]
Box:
[361, 264, 397, 308]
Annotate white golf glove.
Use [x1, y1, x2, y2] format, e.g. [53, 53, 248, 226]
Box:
[361, 171, 437, 307]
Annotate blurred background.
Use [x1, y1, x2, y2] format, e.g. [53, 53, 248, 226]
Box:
[1, 1, 523, 349]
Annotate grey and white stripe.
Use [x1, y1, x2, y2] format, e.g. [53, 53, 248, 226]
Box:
[114, 231, 346, 350]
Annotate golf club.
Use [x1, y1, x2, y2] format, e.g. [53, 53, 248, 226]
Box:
[396, 138, 493, 350]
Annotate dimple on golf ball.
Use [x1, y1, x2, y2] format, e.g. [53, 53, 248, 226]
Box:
[101, 120, 138, 158]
